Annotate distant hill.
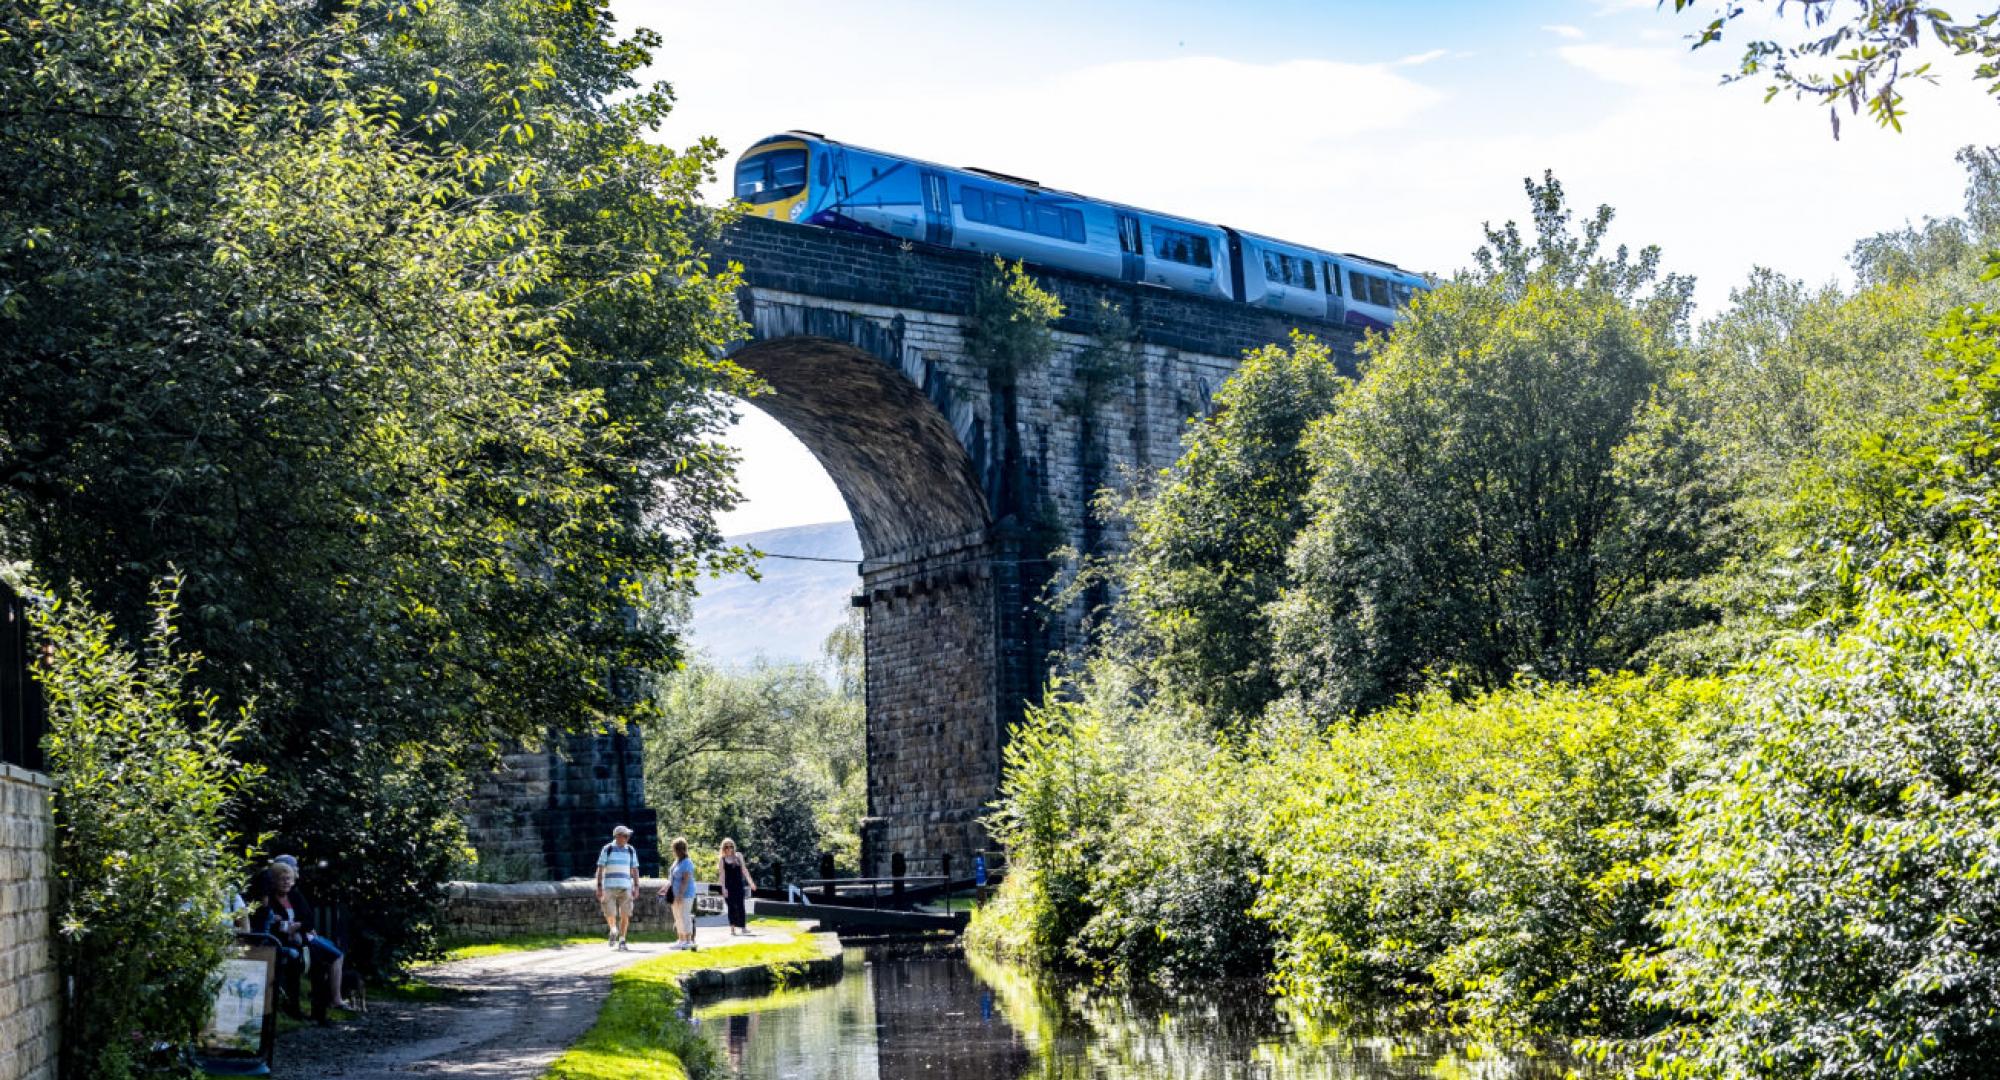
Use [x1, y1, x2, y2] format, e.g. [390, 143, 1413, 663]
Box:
[689, 520, 861, 668]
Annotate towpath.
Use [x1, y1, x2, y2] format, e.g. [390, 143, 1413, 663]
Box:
[274, 918, 791, 1080]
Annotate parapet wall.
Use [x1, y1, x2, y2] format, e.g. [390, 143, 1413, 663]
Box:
[0, 764, 57, 1080]
[439, 878, 696, 940]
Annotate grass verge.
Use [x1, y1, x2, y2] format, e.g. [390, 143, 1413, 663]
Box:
[542, 925, 829, 1080]
[438, 918, 798, 963]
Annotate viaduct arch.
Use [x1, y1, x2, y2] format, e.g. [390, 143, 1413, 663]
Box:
[463, 216, 1363, 879]
[716, 216, 1362, 873]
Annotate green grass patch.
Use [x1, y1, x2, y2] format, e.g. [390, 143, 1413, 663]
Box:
[439, 918, 799, 963]
[543, 927, 829, 1080]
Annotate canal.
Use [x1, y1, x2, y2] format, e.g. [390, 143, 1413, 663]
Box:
[692, 946, 1573, 1079]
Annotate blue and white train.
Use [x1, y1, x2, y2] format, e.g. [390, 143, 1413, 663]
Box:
[734, 131, 1427, 332]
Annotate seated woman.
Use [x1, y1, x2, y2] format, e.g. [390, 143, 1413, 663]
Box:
[251, 860, 350, 1019]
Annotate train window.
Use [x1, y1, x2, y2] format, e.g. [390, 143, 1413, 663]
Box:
[1391, 283, 1413, 305]
[1155, 227, 1212, 268]
[734, 148, 808, 204]
[1263, 250, 1283, 281]
[961, 188, 987, 223]
[1368, 276, 1391, 307]
[773, 155, 807, 190]
[1327, 264, 1342, 296]
[1064, 210, 1085, 244]
[990, 193, 1025, 231]
[1349, 270, 1368, 300]
[1302, 261, 1316, 291]
[1118, 217, 1142, 255]
[1033, 204, 1066, 240]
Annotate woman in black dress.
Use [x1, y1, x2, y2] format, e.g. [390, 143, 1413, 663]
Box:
[718, 838, 757, 935]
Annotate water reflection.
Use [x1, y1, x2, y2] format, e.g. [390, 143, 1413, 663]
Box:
[694, 947, 1575, 1080]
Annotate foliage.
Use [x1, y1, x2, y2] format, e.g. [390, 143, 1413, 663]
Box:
[1109, 334, 1348, 727]
[1670, 0, 2000, 135]
[1274, 179, 1720, 718]
[1252, 675, 1711, 1042]
[1625, 263, 2000, 1079]
[34, 581, 254, 1080]
[967, 257, 1064, 381]
[1648, 149, 2000, 670]
[643, 642, 865, 878]
[969, 663, 1270, 982]
[0, 0, 747, 969]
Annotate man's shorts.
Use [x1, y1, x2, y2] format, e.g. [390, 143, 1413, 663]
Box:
[600, 886, 635, 920]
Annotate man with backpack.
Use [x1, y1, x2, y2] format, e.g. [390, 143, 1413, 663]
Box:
[594, 825, 641, 950]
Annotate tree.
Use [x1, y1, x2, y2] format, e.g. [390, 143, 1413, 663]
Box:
[1108, 335, 1348, 727]
[1669, 0, 2000, 135]
[643, 631, 865, 877]
[1272, 176, 1721, 717]
[0, 0, 748, 968]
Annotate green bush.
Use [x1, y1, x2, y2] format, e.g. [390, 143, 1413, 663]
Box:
[34, 581, 253, 1080]
[969, 664, 1270, 981]
[1252, 675, 1711, 1041]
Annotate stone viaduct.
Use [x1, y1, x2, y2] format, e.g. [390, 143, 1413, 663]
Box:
[467, 215, 1360, 881]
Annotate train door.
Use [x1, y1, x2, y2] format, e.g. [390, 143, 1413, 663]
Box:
[920, 170, 952, 247]
[1115, 212, 1144, 282]
[1226, 231, 1247, 303]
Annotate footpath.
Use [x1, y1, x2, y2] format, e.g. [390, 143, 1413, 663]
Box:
[275, 918, 827, 1080]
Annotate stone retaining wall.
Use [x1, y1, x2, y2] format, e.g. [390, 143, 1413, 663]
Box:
[440, 878, 708, 940]
[0, 764, 56, 1080]
[675, 931, 847, 1000]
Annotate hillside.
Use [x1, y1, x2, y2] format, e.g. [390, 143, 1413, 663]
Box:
[689, 520, 862, 668]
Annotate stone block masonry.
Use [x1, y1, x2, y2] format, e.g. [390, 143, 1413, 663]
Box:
[439, 879, 686, 940]
[0, 764, 56, 1080]
[712, 217, 1364, 880]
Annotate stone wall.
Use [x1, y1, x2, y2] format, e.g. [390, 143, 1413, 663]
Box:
[438, 879, 688, 940]
[462, 727, 658, 882]
[0, 763, 57, 1080]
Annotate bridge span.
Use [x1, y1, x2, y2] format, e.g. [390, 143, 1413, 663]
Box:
[468, 215, 1361, 880]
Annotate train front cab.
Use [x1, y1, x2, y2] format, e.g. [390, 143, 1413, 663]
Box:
[736, 135, 815, 224]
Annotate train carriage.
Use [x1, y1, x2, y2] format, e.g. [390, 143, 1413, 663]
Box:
[735, 131, 1421, 326]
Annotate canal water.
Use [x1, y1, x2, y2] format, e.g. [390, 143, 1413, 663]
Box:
[692, 946, 1573, 1079]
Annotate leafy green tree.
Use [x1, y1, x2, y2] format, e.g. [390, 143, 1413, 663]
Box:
[32, 579, 253, 1080]
[1669, 0, 2000, 134]
[1273, 177, 1721, 717]
[1109, 334, 1347, 727]
[1649, 148, 2000, 670]
[642, 641, 865, 877]
[0, 0, 746, 967]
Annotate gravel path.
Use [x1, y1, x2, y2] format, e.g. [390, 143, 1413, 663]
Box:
[274, 919, 792, 1080]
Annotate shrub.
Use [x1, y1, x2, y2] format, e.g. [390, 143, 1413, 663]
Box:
[1252, 674, 1712, 1041]
[969, 664, 1271, 981]
[34, 581, 253, 1080]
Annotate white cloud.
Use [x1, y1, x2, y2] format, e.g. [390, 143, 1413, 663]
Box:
[1543, 24, 1587, 40]
[1397, 48, 1451, 66]
[1558, 43, 1712, 89]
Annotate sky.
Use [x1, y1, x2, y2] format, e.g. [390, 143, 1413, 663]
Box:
[609, 0, 2000, 537]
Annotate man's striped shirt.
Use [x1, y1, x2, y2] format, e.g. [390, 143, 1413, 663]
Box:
[598, 842, 639, 891]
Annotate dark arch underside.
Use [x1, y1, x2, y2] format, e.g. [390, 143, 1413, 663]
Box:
[729, 337, 989, 560]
